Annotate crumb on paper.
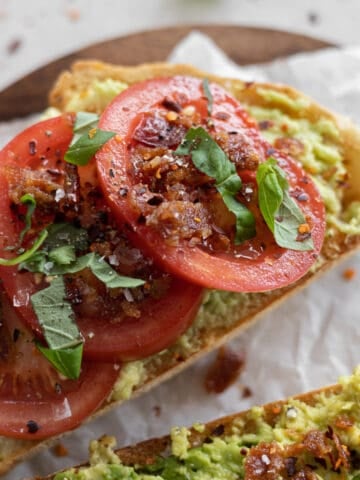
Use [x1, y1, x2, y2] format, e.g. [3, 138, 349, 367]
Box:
[204, 345, 245, 394]
[241, 385, 253, 398]
[7, 38, 22, 55]
[65, 7, 81, 22]
[53, 443, 68, 457]
[307, 11, 320, 24]
[153, 405, 162, 417]
[342, 268, 356, 281]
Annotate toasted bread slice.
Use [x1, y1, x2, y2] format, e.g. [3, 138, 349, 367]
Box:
[45, 368, 360, 480]
[0, 61, 359, 475]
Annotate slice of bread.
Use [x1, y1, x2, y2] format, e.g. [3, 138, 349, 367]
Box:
[44, 368, 360, 480]
[1, 61, 359, 475]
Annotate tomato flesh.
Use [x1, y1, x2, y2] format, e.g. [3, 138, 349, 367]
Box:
[0, 291, 119, 440]
[97, 76, 326, 292]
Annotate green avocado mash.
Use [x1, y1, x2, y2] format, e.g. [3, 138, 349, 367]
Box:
[54, 368, 360, 480]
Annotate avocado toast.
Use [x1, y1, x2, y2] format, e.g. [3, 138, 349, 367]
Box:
[0, 62, 359, 475]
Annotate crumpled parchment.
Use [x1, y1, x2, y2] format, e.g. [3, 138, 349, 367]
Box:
[2, 31, 360, 480]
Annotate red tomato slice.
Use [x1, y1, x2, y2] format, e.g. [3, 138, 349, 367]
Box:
[0, 290, 119, 440]
[0, 115, 203, 361]
[97, 76, 326, 292]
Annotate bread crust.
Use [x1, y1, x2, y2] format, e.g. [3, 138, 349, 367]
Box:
[1, 61, 359, 475]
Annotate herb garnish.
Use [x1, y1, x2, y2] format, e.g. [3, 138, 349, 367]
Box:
[175, 126, 256, 244]
[64, 112, 116, 166]
[202, 79, 213, 116]
[31, 276, 84, 379]
[20, 223, 145, 378]
[256, 158, 314, 251]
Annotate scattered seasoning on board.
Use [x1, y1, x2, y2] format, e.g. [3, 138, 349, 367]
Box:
[7, 38, 22, 55]
[53, 443, 69, 457]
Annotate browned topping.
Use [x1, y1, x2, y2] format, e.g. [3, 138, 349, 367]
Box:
[215, 131, 263, 170]
[334, 414, 355, 430]
[274, 137, 305, 160]
[204, 346, 245, 394]
[133, 113, 187, 148]
[245, 427, 351, 480]
[298, 223, 311, 235]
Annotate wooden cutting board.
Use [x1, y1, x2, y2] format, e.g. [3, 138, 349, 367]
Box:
[0, 25, 331, 121]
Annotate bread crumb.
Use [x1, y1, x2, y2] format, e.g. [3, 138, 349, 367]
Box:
[53, 443, 68, 457]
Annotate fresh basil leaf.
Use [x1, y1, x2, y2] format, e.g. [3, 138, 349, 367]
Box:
[87, 253, 145, 288]
[202, 78, 213, 116]
[44, 223, 89, 252]
[175, 126, 255, 244]
[36, 342, 83, 380]
[50, 252, 145, 288]
[64, 128, 116, 166]
[18, 193, 37, 244]
[0, 229, 48, 266]
[257, 158, 314, 251]
[257, 158, 284, 232]
[31, 276, 83, 350]
[19, 250, 48, 273]
[48, 245, 76, 265]
[74, 112, 99, 132]
[274, 190, 314, 251]
[70, 112, 99, 146]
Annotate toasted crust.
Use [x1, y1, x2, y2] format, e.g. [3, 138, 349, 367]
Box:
[42, 382, 342, 479]
[1, 61, 360, 475]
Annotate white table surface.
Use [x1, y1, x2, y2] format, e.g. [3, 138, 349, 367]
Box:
[0, 0, 359, 91]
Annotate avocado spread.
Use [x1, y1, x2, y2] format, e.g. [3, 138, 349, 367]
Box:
[54, 368, 360, 480]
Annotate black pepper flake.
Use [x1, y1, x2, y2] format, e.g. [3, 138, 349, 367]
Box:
[147, 196, 163, 206]
[240, 447, 248, 456]
[266, 148, 276, 156]
[55, 383, 63, 395]
[228, 131, 238, 135]
[119, 187, 128, 197]
[26, 420, 39, 434]
[137, 214, 146, 225]
[109, 168, 115, 178]
[13, 328, 20, 342]
[285, 457, 297, 476]
[29, 140, 37, 155]
[162, 97, 182, 112]
[211, 424, 225, 437]
[308, 11, 319, 25]
[258, 120, 274, 131]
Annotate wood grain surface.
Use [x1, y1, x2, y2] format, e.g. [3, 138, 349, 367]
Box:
[0, 25, 331, 121]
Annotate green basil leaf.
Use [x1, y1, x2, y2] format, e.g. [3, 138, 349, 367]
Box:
[70, 112, 99, 146]
[50, 252, 145, 288]
[175, 126, 255, 244]
[31, 276, 83, 350]
[45, 223, 89, 252]
[274, 190, 314, 251]
[18, 193, 37, 244]
[257, 158, 314, 251]
[0, 229, 48, 266]
[202, 78, 213, 116]
[36, 342, 83, 380]
[64, 129, 116, 166]
[48, 245, 76, 265]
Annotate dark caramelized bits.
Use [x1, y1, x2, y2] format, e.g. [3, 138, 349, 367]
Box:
[244, 427, 351, 480]
[129, 106, 265, 252]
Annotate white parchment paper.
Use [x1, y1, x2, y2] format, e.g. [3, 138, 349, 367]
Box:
[2, 31, 360, 479]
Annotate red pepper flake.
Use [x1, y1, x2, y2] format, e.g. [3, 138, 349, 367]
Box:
[342, 268, 356, 281]
[204, 346, 245, 394]
[53, 443, 68, 457]
[65, 7, 81, 22]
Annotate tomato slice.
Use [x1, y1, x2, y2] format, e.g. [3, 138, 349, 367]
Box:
[0, 290, 119, 440]
[0, 115, 203, 361]
[96, 76, 326, 292]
